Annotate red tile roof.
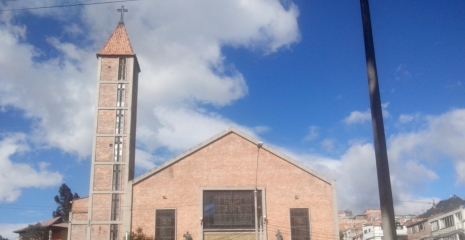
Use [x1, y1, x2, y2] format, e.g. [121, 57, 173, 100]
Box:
[98, 21, 135, 56]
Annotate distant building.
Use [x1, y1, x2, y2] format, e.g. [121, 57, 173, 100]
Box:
[429, 205, 465, 240]
[339, 210, 354, 217]
[405, 218, 431, 240]
[14, 216, 68, 240]
[362, 222, 383, 240]
[339, 210, 409, 240]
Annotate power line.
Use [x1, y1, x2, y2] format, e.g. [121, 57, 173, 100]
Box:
[0, 0, 139, 12]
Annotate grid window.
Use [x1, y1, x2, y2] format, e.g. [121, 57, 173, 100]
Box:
[112, 165, 121, 191]
[115, 110, 124, 134]
[110, 224, 118, 240]
[418, 222, 425, 231]
[431, 221, 438, 231]
[111, 194, 120, 221]
[290, 208, 310, 240]
[118, 58, 126, 80]
[442, 236, 457, 240]
[441, 215, 454, 228]
[203, 190, 262, 229]
[456, 212, 462, 221]
[116, 83, 125, 107]
[156, 209, 175, 240]
[114, 137, 123, 162]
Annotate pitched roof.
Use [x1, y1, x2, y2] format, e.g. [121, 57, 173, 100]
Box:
[133, 127, 333, 185]
[404, 218, 427, 227]
[13, 216, 67, 233]
[97, 21, 135, 56]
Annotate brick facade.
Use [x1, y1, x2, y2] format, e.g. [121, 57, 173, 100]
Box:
[100, 58, 119, 81]
[131, 131, 337, 240]
[70, 225, 87, 240]
[96, 137, 115, 162]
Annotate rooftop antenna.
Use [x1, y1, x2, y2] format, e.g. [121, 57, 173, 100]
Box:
[117, 6, 128, 23]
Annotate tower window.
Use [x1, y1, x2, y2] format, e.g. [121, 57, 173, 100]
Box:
[115, 110, 124, 134]
[118, 58, 126, 80]
[110, 224, 118, 240]
[111, 194, 120, 221]
[114, 137, 123, 162]
[116, 83, 125, 107]
[112, 165, 121, 190]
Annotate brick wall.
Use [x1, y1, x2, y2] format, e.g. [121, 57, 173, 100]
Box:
[72, 213, 87, 222]
[100, 58, 119, 80]
[70, 225, 87, 240]
[72, 197, 88, 213]
[96, 137, 114, 162]
[93, 165, 112, 191]
[92, 194, 111, 221]
[90, 224, 109, 239]
[97, 110, 115, 134]
[98, 83, 117, 107]
[131, 132, 336, 240]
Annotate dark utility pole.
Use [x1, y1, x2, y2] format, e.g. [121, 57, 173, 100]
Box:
[359, 0, 397, 239]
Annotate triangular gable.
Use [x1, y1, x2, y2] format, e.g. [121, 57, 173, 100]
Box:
[97, 21, 135, 56]
[133, 127, 333, 185]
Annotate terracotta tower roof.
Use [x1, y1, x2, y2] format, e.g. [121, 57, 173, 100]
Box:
[97, 21, 135, 56]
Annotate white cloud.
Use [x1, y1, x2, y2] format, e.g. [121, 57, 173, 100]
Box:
[389, 109, 465, 184]
[0, 134, 62, 203]
[303, 125, 319, 141]
[289, 109, 465, 214]
[287, 141, 440, 214]
[343, 110, 371, 124]
[253, 126, 271, 134]
[321, 138, 335, 152]
[0, 0, 300, 161]
[137, 107, 260, 154]
[0, 18, 96, 157]
[395, 64, 411, 81]
[343, 103, 390, 124]
[135, 149, 157, 170]
[398, 114, 415, 123]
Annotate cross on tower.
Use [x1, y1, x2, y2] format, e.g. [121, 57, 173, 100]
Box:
[117, 6, 128, 22]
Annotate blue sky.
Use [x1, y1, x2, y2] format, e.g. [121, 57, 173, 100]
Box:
[0, 0, 464, 238]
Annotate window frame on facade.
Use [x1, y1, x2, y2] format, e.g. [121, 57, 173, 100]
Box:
[114, 137, 123, 162]
[202, 190, 263, 230]
[155, 209, 176, 240]
[118, 58, 126, 81]
[440, 236, 457, 240]
[115, 109, 125, 134]
[431, 220, 439, 231]
[111, 193, 120, 221]
[440, 215, 454, 229]
[112, 164, 121, 191]
[290, 208, 311, 240]
[116, 83, 125, 107]
[418, 222, 425, 231]
[110, 224, 118, 240]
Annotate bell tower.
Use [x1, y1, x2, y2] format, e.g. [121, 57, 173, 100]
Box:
[87, 12, 139, 239]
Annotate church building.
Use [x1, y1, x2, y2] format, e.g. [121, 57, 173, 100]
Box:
[68, 15, 339, 240]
